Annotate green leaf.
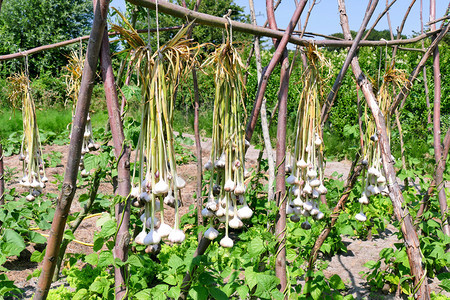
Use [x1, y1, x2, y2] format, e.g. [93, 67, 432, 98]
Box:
[93, 237, 104, 252]
[167, 286, 180, 298]
[73, 289, 89, 300]
[248, 236, 265, 257]
[208, 287, 228, 300]
[63, 229, 75, 241]
[439, 279, 450, 292]
[1, 229, 25, 256]
[244, 268, 257, 290]
[189, 285, 208, 300]
[85, 253, 98, 266]
[29, 231, 47, 244]
[98, 251, 114, 267]
[126, 254, 143, 268]
[236, 285, 249, 299]
[100, 220, 117, 238]
[329, 274, 345, 290]
[134, 289, 152, 300]
[30, 250, 45, 263]
[168, 254, 184, 270]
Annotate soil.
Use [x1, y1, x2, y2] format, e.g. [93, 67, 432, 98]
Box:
[2, 133, 448, 299]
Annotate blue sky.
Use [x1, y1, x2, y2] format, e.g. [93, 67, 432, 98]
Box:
[110, 0, 448, 37]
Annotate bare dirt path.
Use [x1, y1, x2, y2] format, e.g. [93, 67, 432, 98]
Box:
[2, 134, 448, 299]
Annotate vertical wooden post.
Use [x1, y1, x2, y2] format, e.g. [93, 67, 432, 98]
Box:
[430, 0, 450, 237]
[100, 28, 132, 299]
[337, 1, 430, 298]
[33, 1, 109, 299]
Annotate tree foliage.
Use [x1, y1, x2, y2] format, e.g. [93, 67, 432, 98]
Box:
[0, 0, 93, 77]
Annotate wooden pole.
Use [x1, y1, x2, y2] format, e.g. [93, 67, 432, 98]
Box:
[321, 0, 379, 126]
[337, 1, 430, 298]
[100, 27, 132, 299]
[430, 0, 450, 237]
[33, 0, 109, 298]
[245, 0, 308, 142]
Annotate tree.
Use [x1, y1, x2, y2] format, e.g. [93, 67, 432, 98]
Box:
[0, 0, 93, 77]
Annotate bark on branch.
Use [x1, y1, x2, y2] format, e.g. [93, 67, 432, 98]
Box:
[100, 26, 132, 299]
[125, 0, 441, 48]
[321, 0, 379, 126]
[338, 0, 430, 298]
[33, 0, 109, 298]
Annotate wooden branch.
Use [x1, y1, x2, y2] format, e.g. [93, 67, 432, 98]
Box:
[427, 15, 450, 25]
[0, 26, 182, 62]
[321, 0, 379, 126]
[33, 1, 110, 298]
[430, 1, 450, 237]
[52, 168, 102, 282]
[179, 238, 212, 299]
[363, 0, 397, 40]
[100, 24, 132, 299]
[125, 0, 442, 48]
[338, 0, 430, 298]
[306, 157, 362, 279]
[391, 0, 417, 60]
[245, 0, 307, 142]
[390, 21, 449, 115]
[265, 0, 290, 292]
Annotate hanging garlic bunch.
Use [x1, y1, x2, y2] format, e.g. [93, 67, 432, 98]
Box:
[112, 14, 199, 248]
[285, 45, 331, 229]
[201, 34, 251, 248]
[8, 73, 47, 201]
[355, 67, 408, 222]
[65, 50, 99, 177]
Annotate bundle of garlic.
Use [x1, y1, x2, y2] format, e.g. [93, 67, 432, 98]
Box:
[355, 67, 407, 222]
[112, 14, 199, 249]
[285, 45, 331, 229]
[8, 73, 48, 201]
[201, 37, 251, 248]
[65, 50, 99, 177]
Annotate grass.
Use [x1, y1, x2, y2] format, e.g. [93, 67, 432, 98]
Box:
[0, 108, 108, 141]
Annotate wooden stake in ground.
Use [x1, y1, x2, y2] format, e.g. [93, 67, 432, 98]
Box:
[337, 0, 430, 298]
[430, 0, 450, 237]
[100, 27, 132, 299]
[33, 0, 109, 298]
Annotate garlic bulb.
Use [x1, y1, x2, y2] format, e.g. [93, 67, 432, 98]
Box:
[143, 229, 161, 245]
[224, 179, 236, 192]
[234, 184, 245, 195]
[307, 169, 318, 179]
[204, 160, 213, 170]
[220, 236, 234, 248]
[296, 159, 308, 169]
[315, 211, 325, 220]
[286, 175, 297, 185]
[290, 215, 300, 222]
[146, 217, 161, 229]
[286, 204, 294, 215]
[355, 212, 367, 222]
[301, 221, 311, 230]
[237, 204, 253, 220]
[26, 194, 35, 201]
[157, 223, 172, 238]
[135, 229, 147, 245]
[309, 179, 321, 187]
[204, 226, 219, 240]
[317, 184, 327, 195]
[292, 195, 304, 207]
[201, 207, 214, 218]
[303, 201, 313, 211]
[153, 180, 169, 195]
[168, 229, 185, 243]
[359, 193, 369, 205]
[229, 216, 243, 229]
[175, 176, 186, 189]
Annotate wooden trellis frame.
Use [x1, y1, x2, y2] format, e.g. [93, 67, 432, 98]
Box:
[0, 0, 442, 299]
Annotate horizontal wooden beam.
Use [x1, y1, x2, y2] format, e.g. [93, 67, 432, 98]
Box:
[127, 0, 443, 47]
[0, 26, 182, 62]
